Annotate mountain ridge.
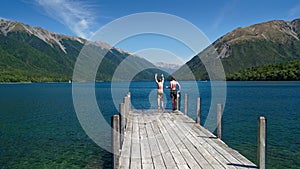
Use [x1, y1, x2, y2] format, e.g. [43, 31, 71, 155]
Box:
[174, 18, 300, 80]
[214, 19, 300, 58]
[0, 19, 86, 53]
[0, 19, 166, 82]
[1, 18, 300, 82]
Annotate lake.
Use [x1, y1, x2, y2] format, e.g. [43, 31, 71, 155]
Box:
[0, 81, 299, 168]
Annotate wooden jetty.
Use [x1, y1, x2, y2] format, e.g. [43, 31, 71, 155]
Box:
[112, 93, 266, 169]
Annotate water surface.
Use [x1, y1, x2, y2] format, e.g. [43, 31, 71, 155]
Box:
[0, 81, 299, 168]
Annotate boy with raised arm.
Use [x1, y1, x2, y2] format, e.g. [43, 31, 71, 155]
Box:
[155, 73, 164, 112]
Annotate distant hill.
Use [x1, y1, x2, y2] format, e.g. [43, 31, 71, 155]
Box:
[174, 18, 300, 80]
[153, 62, 181, 74]
[0, 19, 166, 82]
[227, 59, 300, 81]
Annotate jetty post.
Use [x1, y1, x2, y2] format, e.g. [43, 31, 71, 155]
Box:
[258, 116, 266, 169]
[123, 93, 130, 118]
[111, 115, 120, 169]
[217, 103, 222, 139]
[184, 93, 188, 115]
[122, 92, 131, 128]
[126, 92, 131, 112]
[176, 92, 180, 111]
[111, 92, 131, 169]
[196, 97, 201, 124]
[119, 103, 125, 146]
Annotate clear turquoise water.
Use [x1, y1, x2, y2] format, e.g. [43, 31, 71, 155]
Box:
[0, 81, 299, 168]
[0, 83, 113, 169]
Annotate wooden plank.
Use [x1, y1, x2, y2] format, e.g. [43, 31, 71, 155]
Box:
[118, 110, 256, 169]
[193, 124, 255, 168]
[166, 113, 214, 169]
[150, 115, 178, 169]
[144, 113, 166, 169]
[159, 114, 195, 169]
[163, 113, 204, 169]
[139, 114, 154, 167]
[156, 114, 189, 167]
[142, 164, 155, 169]
[219, 145, 257, 168]
[176, 114, 256, 168]
[174, 115, 237, 167]
[171, 117, 226, 169]
[119, 113, 133, 169]
[130, 113, 141, 169]
[171, 114, 233, 169]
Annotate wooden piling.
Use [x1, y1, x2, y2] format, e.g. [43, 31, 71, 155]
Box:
[184, 93, 188, 115]
[119, 103, 125, 146]
[123, 97, 128, 116]
[258, 116, 266, 169]
[217, 104, 222, 139]
[111, 115, 120, 169]
[176, 92, 180, 111]
[124, 94, 130, 115]
[126, 92, 131, 112]
[123, 94, 130, 126]
[196, 97, 201, 124]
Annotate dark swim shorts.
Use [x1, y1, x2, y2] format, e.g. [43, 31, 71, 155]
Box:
[170, 90, 177, 99]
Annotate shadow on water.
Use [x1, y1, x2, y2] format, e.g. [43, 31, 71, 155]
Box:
[227, 163, 257, 168]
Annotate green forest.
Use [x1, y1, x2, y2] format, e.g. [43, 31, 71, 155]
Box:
[227, 59, 300, 81]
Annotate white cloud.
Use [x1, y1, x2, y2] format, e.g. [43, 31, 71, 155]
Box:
[35, 0, 96, 39]
[212, 2, 237, 30]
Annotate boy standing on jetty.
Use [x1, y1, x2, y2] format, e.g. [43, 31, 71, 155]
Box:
[155, 73, 164, 112]
[167, 76, 181, 111]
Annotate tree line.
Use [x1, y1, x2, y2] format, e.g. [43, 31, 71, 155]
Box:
[227, 59, 300, 81]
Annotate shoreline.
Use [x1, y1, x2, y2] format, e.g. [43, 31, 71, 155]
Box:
[1, 80, 300, 86]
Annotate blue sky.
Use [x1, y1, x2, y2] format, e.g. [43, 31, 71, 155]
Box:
[1, 0, 300, 64]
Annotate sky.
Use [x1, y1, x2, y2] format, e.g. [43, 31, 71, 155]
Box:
[1, 0, 300, 64]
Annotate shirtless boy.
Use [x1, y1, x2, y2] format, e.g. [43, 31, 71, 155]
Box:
[155, 73, 164, 112]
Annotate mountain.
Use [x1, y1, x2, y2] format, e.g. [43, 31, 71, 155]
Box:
[153, 62, 181, 74]
[174, 18, 300, 80]
[0, 19, 165, 82]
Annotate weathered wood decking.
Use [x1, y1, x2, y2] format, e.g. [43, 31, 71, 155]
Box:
[118, 110, 257, 169]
